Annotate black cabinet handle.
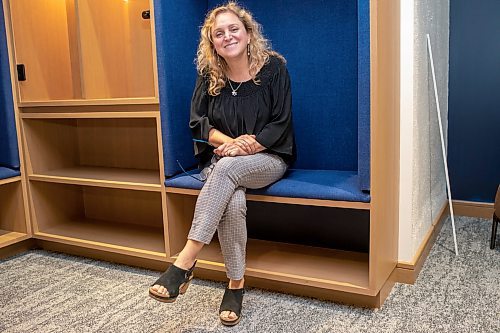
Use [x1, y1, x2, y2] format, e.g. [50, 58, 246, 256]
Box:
[142, 10, 150, 20]
[17, 64, 26, 81]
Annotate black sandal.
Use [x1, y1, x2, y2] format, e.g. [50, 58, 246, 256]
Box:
[148, 261, 197, 303]
[219, 288, 244, 326]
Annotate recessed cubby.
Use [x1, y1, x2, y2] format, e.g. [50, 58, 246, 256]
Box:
[166, 193, 371, 293]
[22, 117, 161, 190]
[7, 0, 156, 104]
[30, 181, 165, 258]
[0, 180, 28, 247]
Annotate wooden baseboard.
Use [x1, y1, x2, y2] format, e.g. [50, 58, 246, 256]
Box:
[394, 199, 495, 284]
[194, 266, 394, 308]
[394, 202, 449, 284]
[452, 200, 494, 219]
[0, 239, 37, 260]
[36, 240, 169, 272]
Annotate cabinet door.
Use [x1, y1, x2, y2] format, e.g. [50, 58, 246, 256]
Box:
[8, 0, 79, 101]
[77, 0, 155, 99]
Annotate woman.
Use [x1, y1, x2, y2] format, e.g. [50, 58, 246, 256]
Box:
[149, 1, 295, 326]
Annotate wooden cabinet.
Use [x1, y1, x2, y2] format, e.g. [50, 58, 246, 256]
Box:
[7, 0, 157, 104]
[3, 0, 166, 261]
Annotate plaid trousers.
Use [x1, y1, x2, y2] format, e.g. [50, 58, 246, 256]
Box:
[188, 153, 288, 280]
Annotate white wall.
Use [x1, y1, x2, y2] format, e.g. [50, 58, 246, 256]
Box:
[399, 0, 450, 262]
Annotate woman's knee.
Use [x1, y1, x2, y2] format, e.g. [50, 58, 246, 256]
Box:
[211, 156, 241, 181]
[226, 189, 247, 218]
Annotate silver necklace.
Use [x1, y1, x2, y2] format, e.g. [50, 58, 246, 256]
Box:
[228, 80, 243, 96]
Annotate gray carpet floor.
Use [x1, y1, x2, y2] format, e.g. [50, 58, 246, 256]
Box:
[0, 216, 499, 333]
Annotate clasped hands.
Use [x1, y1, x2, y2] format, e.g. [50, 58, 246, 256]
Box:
[214, 134, 263, 157]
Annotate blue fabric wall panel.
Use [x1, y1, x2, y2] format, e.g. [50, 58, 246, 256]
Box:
[0, 0, 20, 170]
[357, 0, 370, 191]
[449, 0, 500, 202]
[154, 0, 207, 177]
[235, 0, 359, 171]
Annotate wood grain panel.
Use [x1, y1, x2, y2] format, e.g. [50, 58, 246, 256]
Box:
[83, 187, 162, 228]
[23, 119, 79, 173]
[8, 0, 76, 101]
[77, 118, 159, 170]
[369, 0, 400, 292]
[77, 0, 155, 98]
[0, 182, 27, 234]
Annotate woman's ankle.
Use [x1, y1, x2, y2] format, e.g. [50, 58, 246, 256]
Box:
[175, 240, 203, 270]
[173, 257, 196, 271]
[228, 278, 245, 289]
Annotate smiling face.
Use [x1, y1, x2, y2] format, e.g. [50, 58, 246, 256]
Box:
[211, 11, 250, 63]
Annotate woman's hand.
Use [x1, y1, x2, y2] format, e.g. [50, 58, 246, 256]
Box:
[214, 135, 265, 157]
[214, 141, 248, 157]
[232, 134, 256, 155]
[234, 134, 266, 155]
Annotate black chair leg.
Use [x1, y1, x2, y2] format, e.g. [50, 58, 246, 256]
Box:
[491, 214, 499, 249]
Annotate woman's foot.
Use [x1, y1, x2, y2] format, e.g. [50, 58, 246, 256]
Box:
[219, 278, 245, 325]
[148, 260, 197, 302]
[150, 240, 202, 299]
[150, 259, 196, 297]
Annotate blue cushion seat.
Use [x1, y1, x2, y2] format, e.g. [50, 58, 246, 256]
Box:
[0, 166, 20, 180]
[165, 169, 370, 203]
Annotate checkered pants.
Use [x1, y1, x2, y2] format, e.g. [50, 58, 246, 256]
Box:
[188, 153, 288, 280]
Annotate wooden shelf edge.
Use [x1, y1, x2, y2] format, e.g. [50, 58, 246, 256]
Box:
[20, 111, 159, 119]
[166, 187, 371, 210]
[0, 176, 21, 186]
[18, 97, 159, 107]
[29, 174, 162, 192]
[0, 232, 30, 248]
[34, 232, 166, 261]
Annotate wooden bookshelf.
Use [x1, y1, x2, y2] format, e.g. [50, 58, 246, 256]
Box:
[22, 117, 161, 186]
[29, 181, 165, 260]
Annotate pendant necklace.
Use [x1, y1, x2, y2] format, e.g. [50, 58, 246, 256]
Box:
[228, 80, 243, 96]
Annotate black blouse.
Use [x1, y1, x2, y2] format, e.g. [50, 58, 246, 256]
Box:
[189, 56, 295, 168]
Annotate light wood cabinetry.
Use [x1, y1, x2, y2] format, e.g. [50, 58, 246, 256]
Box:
[3, 0, 166, 262]
[3, 0, 400, 307]
[30, 181, 164, 259]
[7, 0, 157, 104]
[18, 107, 167, 261]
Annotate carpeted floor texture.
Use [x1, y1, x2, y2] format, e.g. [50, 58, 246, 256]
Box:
[0, 216, 499, 333]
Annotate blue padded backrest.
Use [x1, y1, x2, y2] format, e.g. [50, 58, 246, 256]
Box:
[156, 1, 370, 185]
[357, 0, 370, 191]
[0, 0, 20, 170]
[154, 1, 207, 176]
[209, 0, 359, 172]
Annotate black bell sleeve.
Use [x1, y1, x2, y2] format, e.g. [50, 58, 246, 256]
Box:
[255, 61, 294, 157]
[189, 75, 214, 159]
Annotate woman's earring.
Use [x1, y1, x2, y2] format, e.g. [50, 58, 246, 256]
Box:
[217, 54, 221, 66]
[247, 44, 250, 56]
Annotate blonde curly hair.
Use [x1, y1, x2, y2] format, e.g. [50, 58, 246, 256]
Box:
[196, 1, 285, 96]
